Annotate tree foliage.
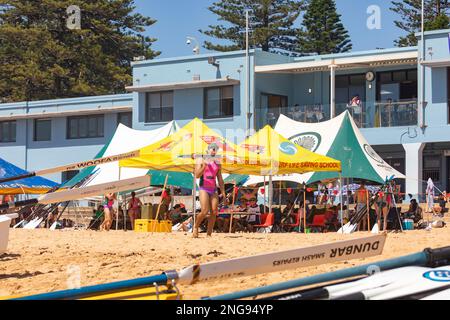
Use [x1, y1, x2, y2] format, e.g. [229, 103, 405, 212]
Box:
[391, 0, 450, 47]
[297, 0, 352, 55]
[200, 0, 305, 54]
[0, 0, 159, 102]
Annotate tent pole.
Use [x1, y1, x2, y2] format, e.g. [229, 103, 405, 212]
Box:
[279, 180, 282, 210]
[192, 168, 196, 230]
[367, 189, 370, 233]
[346, 177, 350, 218]
[339, 174, 344, 234]
[116, 167, 121, 231]
[303, 183, 306, 234]
[263, 175, 267, 214]
[268, 175, 273, 214]
[120, 166, 127, 232]
[229, 181, 237, 233]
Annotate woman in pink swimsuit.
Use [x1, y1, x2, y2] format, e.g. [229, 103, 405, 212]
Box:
[128, 191, 142, 230]
[100, 193, 116, 231]
[193, 143, 226, 238]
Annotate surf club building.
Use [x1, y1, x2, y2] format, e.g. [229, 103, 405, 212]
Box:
[0, 28, 449, 200]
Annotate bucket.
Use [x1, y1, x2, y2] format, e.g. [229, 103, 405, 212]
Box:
[402, 219, 414, 230]
[0, 215, 11, 253]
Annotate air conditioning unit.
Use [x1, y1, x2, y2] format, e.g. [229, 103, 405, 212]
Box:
[193, 75, 200, 81]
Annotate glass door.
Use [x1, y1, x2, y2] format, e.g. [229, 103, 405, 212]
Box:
[258, 93, 288, 129]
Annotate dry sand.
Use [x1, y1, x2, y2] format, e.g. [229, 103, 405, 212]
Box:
[1, 222, 449, 299]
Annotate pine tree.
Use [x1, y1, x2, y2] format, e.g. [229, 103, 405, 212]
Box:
[391, 0, 450, 47]
[0, 0, 160, 103]
[200, 0, 305, 54]
[297, 0, 352, 55]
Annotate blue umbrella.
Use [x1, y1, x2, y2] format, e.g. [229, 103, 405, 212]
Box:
[0, 158, 58, 194]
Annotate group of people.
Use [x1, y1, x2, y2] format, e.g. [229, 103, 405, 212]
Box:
[89, 141, 448, 236]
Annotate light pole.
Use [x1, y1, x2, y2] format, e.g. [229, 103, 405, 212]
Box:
[186, 36, 200, 55]
[420, 0, 426, 131]
[245, 9, 251, 138]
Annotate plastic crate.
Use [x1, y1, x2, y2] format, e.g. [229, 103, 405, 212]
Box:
[134, 219, 172, 233]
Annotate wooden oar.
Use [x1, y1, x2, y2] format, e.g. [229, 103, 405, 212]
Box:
[153, 174, 169, 232]
[228, 181, 237, 233]
[12, 235, 388, 300]
[206, 245, 450, 300]
[0, 176, 150, 210]
[0, 150, 140, 184]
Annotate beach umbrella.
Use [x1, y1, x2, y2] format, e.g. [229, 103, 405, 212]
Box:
[0, 158, 58, 194]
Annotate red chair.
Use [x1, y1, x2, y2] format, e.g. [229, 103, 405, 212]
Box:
[307, 214, 326, 232]
[281, 210, 302, 232]
[253, 213, 274, 229]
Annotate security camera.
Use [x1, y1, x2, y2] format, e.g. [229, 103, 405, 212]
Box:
[193, 47, 199, 54]
[186, 39, 191, 45]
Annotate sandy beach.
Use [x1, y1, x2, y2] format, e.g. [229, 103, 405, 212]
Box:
[1, 220, 449, 300]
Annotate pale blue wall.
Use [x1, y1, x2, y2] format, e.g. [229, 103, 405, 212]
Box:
[362, 29, 450, 146]
[132, 50, 254, 142]
[0, 94, 132, 183]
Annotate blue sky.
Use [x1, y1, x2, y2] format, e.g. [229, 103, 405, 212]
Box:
[134, 0, 408, 58]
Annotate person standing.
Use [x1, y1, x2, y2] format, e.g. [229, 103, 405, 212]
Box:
[100, 193, 116, 231]
[193, 143, 226, 238]
[159, 188, 172, 220]
[349, 94, 362, 127]
[355, 183, 368, 231]
[128, 191, 142, 230]
[426, 178, 435, 213]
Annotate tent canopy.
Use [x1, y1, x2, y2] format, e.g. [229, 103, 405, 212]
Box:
[236, 125, 341, 175]
[272, 111, 405, 184]
[64, 122, 194, 190]
[119, 118, 266, 175]
[0, 158, 58, 194]
[120, 118, 341, 176]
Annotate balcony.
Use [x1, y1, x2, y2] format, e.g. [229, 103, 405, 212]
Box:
[255, 99, 418, 129]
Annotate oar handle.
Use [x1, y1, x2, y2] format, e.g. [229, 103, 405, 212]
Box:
[0, 172, 36, 184]
[425, 246, 450, 267]
[0, 199, 38, 210]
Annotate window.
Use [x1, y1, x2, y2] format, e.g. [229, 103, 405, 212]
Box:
[117, 112, 132, 128]
[334, 74, 366, 104]
[376, 69, 418, 101]
[61, 170, 79, 184]
[0, 120, 16, 143]
[204, 86, 234, 119]
[34, 119, 51, 141]
[67, 115, 104, 139]
[145, 91, 173, 123]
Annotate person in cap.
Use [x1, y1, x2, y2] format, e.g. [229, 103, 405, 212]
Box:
[193, 142, 226, 238]
[246, 197, 261, 232]
[168, 203, 184, 225]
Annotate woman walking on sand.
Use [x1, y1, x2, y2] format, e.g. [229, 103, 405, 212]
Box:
[192, 143, 226, 238]
[100, 192, 116, 231]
